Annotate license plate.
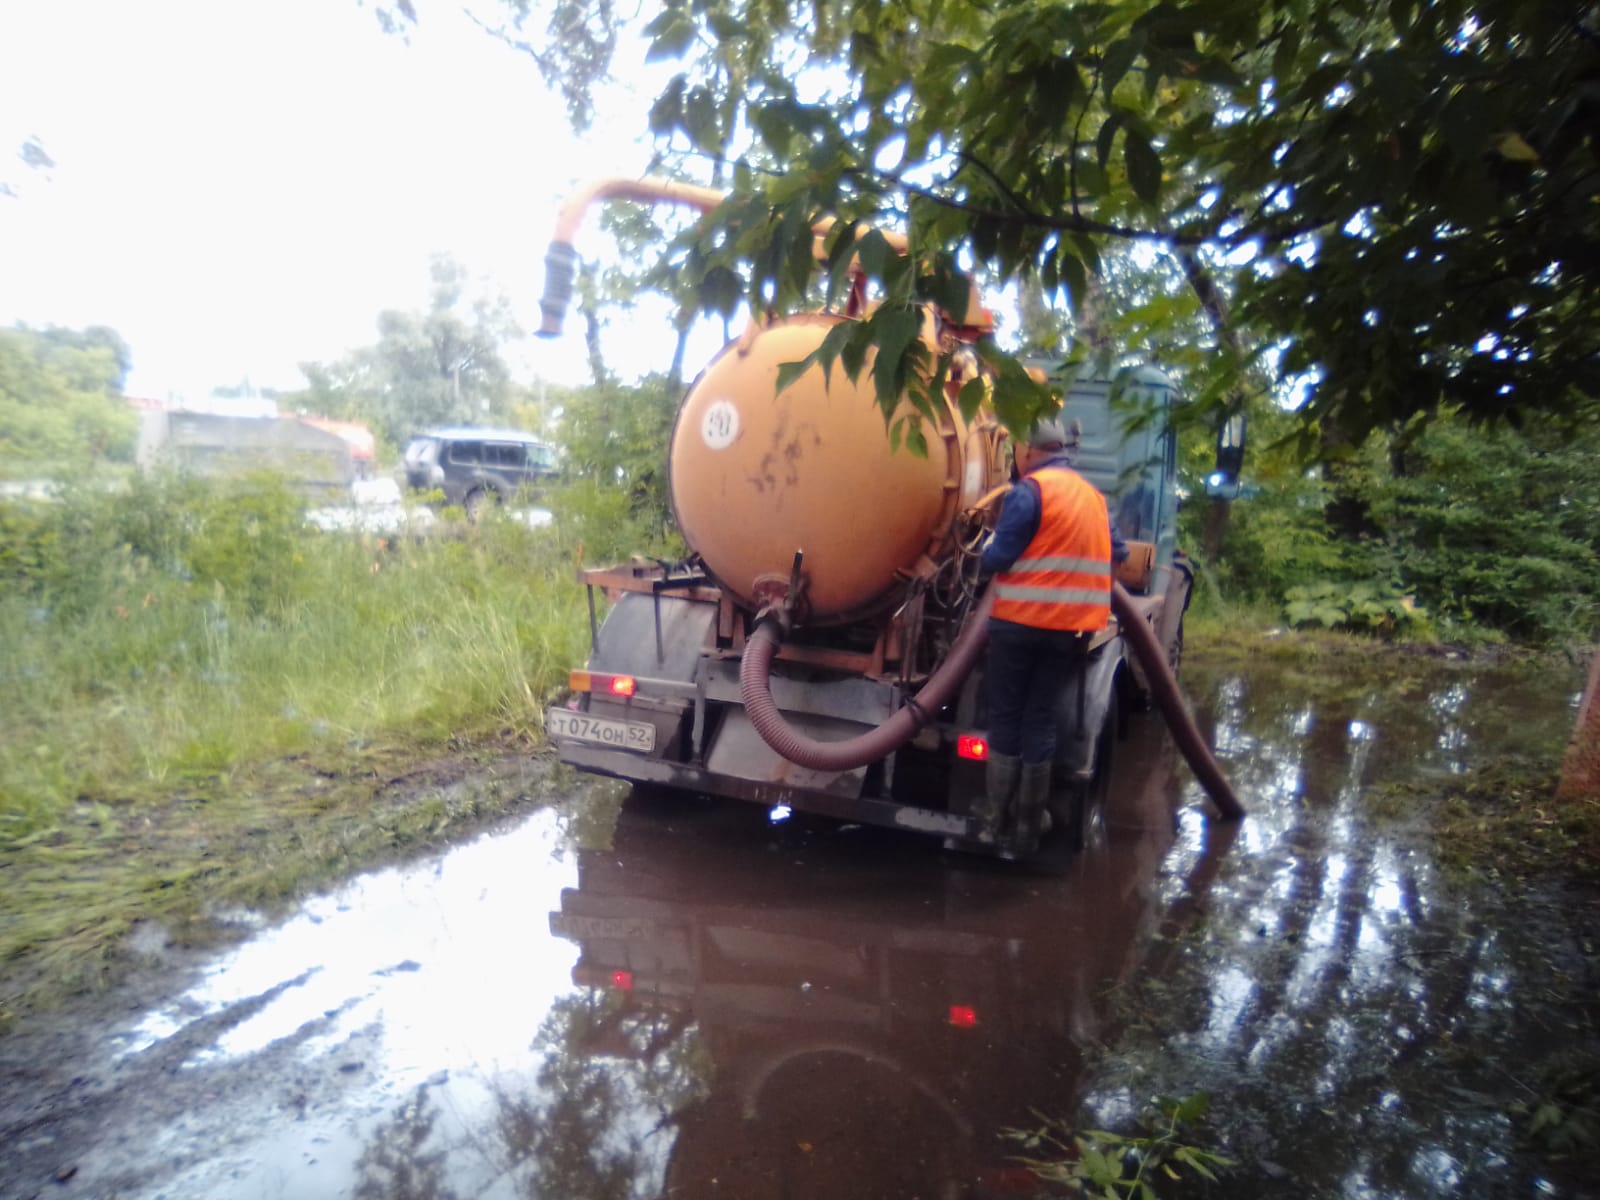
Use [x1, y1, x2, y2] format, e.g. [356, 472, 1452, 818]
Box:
[546, 708, 656, 753]
[549, 913, 660, 940]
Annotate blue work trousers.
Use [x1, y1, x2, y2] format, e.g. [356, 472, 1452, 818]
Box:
[985, 618, 1091, 764]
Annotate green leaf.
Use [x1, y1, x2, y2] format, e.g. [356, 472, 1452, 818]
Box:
[1174, 1092, 1210, 1123]
[698, 266, 741, 316]
[775, 355, 817, 396]
[823, 220, 862, 307]
[855, 229, 896, 285]
[1438, 87, 1493, 160]
[811, 320, 858, 389]
[957, 376, 988, 424]
[706, 8, 745, 41]
[1101, 36, 1141, 100]
[648, 75, 687, 136]
[871, 306, 923, 405]
[1074, 157, 1109, 198]
[1096, 111, 1123, 169]
[1124, 128, 1163, 205]
[840, 322, 871, 381]
[1271, 26, 1301, 83]
[684, 85, 720, 151]
[1056, 249, 1088, 311]
[1494, 132, 1539, 163]
[644, 12, 696, 61]
[1363, 49, 1412, 110]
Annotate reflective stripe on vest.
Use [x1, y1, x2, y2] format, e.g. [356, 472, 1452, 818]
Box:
[991, 467, 1112, 631]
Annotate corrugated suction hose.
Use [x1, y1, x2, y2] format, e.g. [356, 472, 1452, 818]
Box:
[740, 592, 996, 773]
[738, 583, 1245, 821]
[1110, 581, 1244, 820]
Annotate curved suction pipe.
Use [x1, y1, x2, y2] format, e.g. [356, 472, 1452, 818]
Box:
[538, 178, 728, 339]
[1111, 580, 1245, 820]
[740, 591, 996, 773]
[538, 179, 925, 338]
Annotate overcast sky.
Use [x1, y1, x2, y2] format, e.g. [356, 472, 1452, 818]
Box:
[0, 0, 685, 401]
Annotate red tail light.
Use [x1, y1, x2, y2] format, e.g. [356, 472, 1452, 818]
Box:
[568, 670, 638, 698]
[610, 969, 634, 991]
[948, 1004, 979, 1028]
[956, 735, 989, 762]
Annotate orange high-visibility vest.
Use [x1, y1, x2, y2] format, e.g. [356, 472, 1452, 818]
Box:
[992, 467, 1112, 631]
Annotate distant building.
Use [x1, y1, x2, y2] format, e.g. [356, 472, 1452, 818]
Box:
[133, 408, 353, 495]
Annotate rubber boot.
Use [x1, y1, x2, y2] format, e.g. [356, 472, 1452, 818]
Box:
[1006, 760, 1054, 856]
[973, 752, 1021, 846]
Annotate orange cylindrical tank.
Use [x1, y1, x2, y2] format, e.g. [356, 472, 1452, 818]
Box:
[670, 313, 984, 624]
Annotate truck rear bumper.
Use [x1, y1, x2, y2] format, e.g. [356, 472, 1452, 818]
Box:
[559, 741, 976, 841]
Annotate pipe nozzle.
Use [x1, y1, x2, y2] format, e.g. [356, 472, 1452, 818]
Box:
[537, 240, 580, 338]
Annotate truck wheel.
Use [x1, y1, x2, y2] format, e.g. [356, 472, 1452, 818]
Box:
[1061, 700, 1117, 853]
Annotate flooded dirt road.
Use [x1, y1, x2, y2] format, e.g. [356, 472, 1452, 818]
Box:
[3, 649, 1596, 1199]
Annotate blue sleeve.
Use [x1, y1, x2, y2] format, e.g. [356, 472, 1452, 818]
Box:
[1110, 515, 1129, 563]
[981, 479, 1041, 574]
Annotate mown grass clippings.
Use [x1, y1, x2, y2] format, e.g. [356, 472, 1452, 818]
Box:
[1186, 608, 1550, 671]
[1363, 759, 1600, 881]
[0, 733, 563, 1028]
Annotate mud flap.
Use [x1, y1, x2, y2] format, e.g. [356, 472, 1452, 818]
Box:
[1052, 642, 1122, 778]
[1048, 643, 1122, 854]
[590, 592, 718, 681]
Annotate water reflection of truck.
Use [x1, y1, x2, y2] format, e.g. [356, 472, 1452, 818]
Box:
[547, 725, 1233, 1196]
[539, 179, 1240, 856]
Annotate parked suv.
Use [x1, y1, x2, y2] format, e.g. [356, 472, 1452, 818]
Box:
[403, 427, 558, 518]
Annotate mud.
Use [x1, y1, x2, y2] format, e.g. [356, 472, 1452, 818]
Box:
[1, 651, 1596, 1199]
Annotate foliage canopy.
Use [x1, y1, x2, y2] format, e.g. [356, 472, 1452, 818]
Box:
[0, 324, 137, 472]
[289, 256, 522, 448]
[486, 0, 1599, 448]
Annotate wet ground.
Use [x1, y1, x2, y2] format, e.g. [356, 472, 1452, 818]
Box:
[3, 648, 1597, 1199]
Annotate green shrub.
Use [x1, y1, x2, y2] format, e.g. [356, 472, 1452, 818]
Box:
[1362, 416, 1600, 642]
[1283, 579, 1429, 636]
[1183, 406, 1600, 644]
[0, 474, 588, 838]
[551, 373, 682, 561]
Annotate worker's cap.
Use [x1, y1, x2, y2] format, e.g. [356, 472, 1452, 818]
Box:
[1025, 415, 1083, 451]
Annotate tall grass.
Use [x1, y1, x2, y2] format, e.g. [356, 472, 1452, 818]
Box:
[0, 474, 589, 840]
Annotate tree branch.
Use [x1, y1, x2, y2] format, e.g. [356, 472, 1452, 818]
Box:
[849, 165, 1335, 248]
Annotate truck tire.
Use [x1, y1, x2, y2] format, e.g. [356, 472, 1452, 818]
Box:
[1057, 699, 1117, 854]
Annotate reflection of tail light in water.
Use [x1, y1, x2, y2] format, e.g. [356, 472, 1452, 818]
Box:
[549, 754, 1234, 1196]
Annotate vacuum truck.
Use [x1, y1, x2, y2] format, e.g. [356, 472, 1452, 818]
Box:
[538, 178, 1240, 857]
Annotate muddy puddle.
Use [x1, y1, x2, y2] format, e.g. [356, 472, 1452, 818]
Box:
[3, 650, 1595, 1199]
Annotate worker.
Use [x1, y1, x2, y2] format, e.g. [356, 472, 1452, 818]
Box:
[975, 415, 1127, 853]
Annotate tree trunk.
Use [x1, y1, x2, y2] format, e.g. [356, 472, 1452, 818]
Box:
[1072, 272, 1114, 359]
[1202, 498, 1230, 562]
[668, 324, 690, 385]
[1173, 248, 1240, 561]
[1557, 648, 1600, 801]
[581, 303, 607, 388]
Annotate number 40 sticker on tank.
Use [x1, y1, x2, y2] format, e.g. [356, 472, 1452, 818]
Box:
[701, 399, 739, 450]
